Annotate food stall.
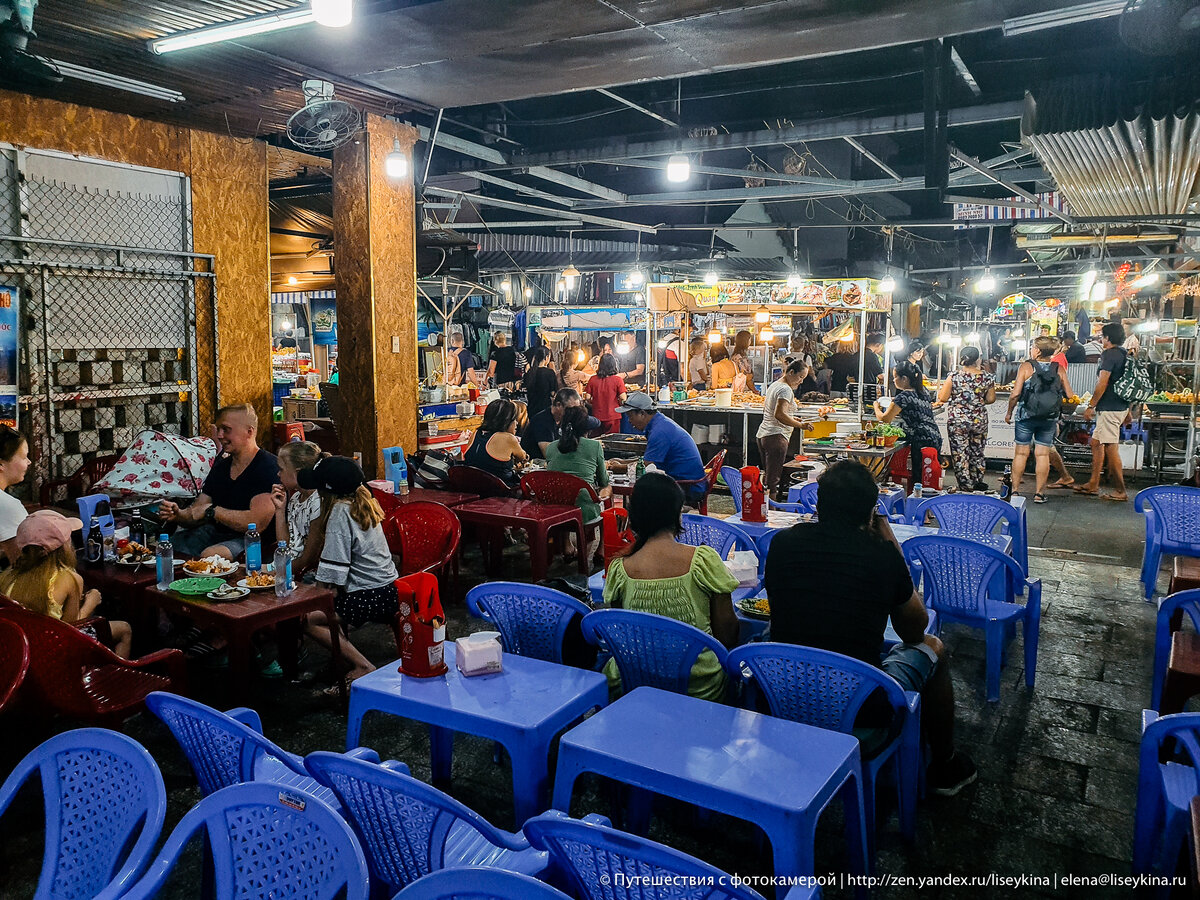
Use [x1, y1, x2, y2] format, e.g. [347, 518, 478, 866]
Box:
[532, 304, 655, 390]
[644, 278, 893, 467]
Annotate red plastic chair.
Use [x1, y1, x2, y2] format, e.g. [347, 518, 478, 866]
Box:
[370, 485, 401, 516]
[0, 618, 29, 715]
[39, 452, 120, 507]
[601, 507, 635, 569]
[447, 465, 514, 498]
[384, 501, 462, 582]
[521, 470, 605, 560]
[673, 448, 727, 516]
[0, 603, 187, 724]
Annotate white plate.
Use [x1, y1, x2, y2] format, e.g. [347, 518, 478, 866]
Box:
[237, 577, 276, 591]
[115, 557, 154, 567]
[182, 561, 239, 578]
[207, 586, 250, 601]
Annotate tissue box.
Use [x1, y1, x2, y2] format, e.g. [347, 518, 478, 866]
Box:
[455, 635, 503, 676]
[368, 479, 395, 495]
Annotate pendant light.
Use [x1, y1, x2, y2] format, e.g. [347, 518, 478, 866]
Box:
[878, 228, 896, 293]
[666, 154, 690, 183]
[562, 231, 579, 290]
[973, 227, 996, 293]
[384, 139, 407, 178]
[758, 325, 775, 342]
[754, 305, 771, 324]
[879, 274, 896, 293]
[312, 0, 353, 27]
[785, 227, 803, 288]
[627, 233, 645, 286]
[703, 269, 719, 286]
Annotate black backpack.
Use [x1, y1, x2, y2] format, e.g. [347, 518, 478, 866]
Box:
[1022, 362, 1064, 420]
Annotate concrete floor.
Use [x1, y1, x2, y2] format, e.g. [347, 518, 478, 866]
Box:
[0, 480, 1173, 898]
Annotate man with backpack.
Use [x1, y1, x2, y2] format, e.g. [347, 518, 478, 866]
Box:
[1074, 322, 1149, 502]
[1006, 336, 1074, 503]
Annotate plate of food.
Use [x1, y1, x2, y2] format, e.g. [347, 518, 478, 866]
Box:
[183, 556, 239, 577]
[167, 576, 227, 596]
[736, 597, 770, 620]
[238, 572, 276, 591]
[116, 542, 155, 565]
[207, 583, 250, 602]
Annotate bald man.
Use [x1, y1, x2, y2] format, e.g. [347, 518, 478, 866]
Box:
[159, 404, 280, 559]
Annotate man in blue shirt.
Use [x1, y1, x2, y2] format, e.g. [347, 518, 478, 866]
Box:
[614, 392, 707, 492]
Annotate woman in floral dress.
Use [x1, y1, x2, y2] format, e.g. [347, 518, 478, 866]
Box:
[935, 346, 996, 491]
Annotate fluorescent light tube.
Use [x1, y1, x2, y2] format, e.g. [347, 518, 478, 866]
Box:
[1002, 0, 1125, 37]
[149, 8, 316, 54]
[51, 59, 185, 102]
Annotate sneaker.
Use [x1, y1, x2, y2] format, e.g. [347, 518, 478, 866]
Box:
[257, 659, 284, 679]
[928, 752, 978, 797]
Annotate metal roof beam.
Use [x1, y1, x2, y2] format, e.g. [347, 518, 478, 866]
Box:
[464, 172, 577, 207]
[595, 88, 678, 128]
[461, 101, 1024, 169]
[843, 136, 903, 182]
[949, 46, 982, 98]
[423, 186, 655, 233]
[450, 220, 584, 229]
[611, 158, 847, 185]
[415, 124, 507, 165]
[949, 147, 1075, 225]
[523, 166, 627, 203]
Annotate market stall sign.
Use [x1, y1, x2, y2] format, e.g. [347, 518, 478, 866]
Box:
[311, 291, 337, 346]
[654, 279, 887, 311]
[0, 286, 17, 428]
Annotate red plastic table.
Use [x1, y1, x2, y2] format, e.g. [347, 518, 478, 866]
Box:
[395, 488, 479, 508]
[139, 583, 343, 702]
[453, 497, 586, 583]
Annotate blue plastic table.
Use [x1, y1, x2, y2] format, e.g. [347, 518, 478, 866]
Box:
[552, 686, 870, 881]
[788, 482, 905, 517]
[346, 644, 608, 824]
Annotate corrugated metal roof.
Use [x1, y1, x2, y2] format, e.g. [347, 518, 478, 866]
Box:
[472, 232, 716, 272]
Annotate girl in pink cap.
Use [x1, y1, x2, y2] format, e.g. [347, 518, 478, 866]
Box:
[0, 510, 132, 658]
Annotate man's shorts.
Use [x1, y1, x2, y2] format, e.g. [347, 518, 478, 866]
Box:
[171, 523, 245, 559]
[1092, 408, 1127, 445]
[1014, 417, 1057, 447]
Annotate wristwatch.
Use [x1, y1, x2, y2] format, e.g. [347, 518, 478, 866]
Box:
[204, 506, 217, 523]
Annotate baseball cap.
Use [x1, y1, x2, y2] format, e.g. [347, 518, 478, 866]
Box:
[615, 391, 656, 413]
[298, 456, 366, 495]
[16, 509, 83, 552]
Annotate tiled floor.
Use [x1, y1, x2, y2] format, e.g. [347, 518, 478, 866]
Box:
[0, 487, 1172, 897]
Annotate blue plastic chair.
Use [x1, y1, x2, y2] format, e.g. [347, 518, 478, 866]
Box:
[524, 810, 818, 900]
[391, 868, 573, 900]
[580, 608, 729, 697]
[905, 493, 1029, 576]
[1151, 590, 1200, 712]
[772, 480, 819, 514]
[102, 781, 370, 900]
[464, 582, 591, 664]
[726, 643, 920, 851]
[1134, 710, 1200, 877]
[0, 728, 165, 900]
[1136, 486, 1200, 599]
[76, 493, 115, 531]
[680, 513, 760, 601]
[720, 465, 744, 513]
[902, 535, 1042, 703]
[146, 692, 379, 806]
[305, 751, 549, 897]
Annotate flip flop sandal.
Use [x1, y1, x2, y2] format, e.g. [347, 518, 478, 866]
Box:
[1049, 480, 1075, 489]
[1034, 493, 1048, 504]
[1100, 493, 1129, 502]
[318, 676, 354, 699]
[1072, 486, 1099, 495]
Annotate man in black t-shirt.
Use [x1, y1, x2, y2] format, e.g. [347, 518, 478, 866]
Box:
[521, 388, 600, 460]
[764, 460, 976, 796]
[160, 404, 280, 559]
[828, 348, 858, 393]
[487, 332, 517, 387]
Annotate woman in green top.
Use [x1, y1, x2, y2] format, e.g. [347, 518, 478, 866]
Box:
[601, 472, 739, 702]
[545, 404, 610, 558]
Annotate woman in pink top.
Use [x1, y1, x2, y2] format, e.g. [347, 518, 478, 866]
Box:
[585, 354, 627, 434]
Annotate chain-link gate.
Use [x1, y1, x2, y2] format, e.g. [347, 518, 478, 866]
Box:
[0, 145, 218, 500]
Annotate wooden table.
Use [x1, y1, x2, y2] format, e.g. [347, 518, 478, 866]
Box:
[139, 582, 342, 701]
[453, 497, 586, 583]
[1161, 631, 1200, 715]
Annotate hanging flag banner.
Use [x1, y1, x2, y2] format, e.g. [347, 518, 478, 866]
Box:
[953, 192, 1072, 228]
[0, 286, 18, 427]
[309, 291, 337, 347]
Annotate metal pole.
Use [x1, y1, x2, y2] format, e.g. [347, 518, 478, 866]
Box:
[857, 307, 868, 418]
[1187, 324, 1200, 479]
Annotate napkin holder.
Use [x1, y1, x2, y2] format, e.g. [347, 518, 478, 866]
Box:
[455, 633, 503, 676]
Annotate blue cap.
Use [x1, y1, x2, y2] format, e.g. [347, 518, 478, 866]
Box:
[159, 533, 168, 542]
[248, 524, 257, 532]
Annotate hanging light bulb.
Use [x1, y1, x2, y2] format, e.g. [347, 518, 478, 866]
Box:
[703, 269, 719, 286]
[576, 350, 586, 363]
[312, 0, 353, 28]
[557, 278, 567, 294]
[523, 286, 533, 299]
[758, 326, 775, 342]
[384, 138, 408, 178]
[280, 318, 292, 331]
[974, 269, 996, 293]
[499, 279, 511, 293]
[754, 305, 771, 324]
[616, 340, 631, 356]
[666, 154, 691, 183]
[707, 325, 722, 344]
[786, 272, 803, 289]
[562, 263, 580, 290]
[1090, 281, 1108, 303]
[286, 275, 298, 285]
[879, 274, 896, 293]
[627, 269, 645, 286]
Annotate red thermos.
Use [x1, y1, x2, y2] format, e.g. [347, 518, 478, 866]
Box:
[740, 466, 768, 523]
[393, 573, 448, 678]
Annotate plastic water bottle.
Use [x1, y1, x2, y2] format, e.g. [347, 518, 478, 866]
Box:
[245, 523, 262, 573]
[156, 533, 173, 590]
[914, 481, 923, 500]
[274, 542, 293, 597]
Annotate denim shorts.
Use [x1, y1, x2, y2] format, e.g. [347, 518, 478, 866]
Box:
[1014, 417, 1057, 447]
[852, 642, 939, 758]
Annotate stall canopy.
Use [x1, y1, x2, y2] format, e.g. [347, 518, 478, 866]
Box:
[646, 278, 890, 313]
[534, 306, 649, 331]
